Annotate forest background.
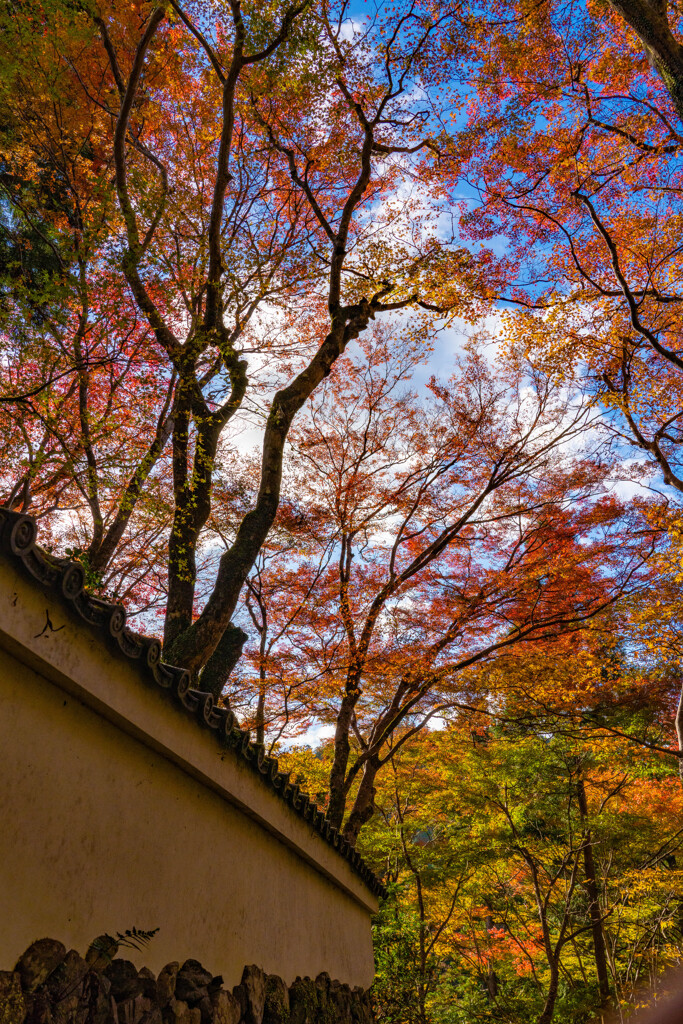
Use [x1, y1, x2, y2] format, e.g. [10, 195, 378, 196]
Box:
[2, 0, 683, 1019]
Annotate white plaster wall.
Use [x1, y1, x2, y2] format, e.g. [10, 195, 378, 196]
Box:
[0, 562, 377, 987]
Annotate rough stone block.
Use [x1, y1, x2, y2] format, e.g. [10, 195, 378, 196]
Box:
[137, 970, 157, 1004]
[23, 989, 52, 1024]
[209, 991, 239, 1024]
[141, 1012, 162, 1024]
[104, 961, 143, 1006]
[79, 973, 117, 1024]
[233, 966, 265, 1024]
[350, 989, 373, 1024]
[287, 978, 318, 1024]
[44, 950, 89, 1009]
[0, 972, 25, 1024]
[314, 974, 332, 1024]
[175, 964, 212, 1008]
[15, 941, 66, 993]
[118, 991, 157, 1024]
[50, 987, 80, 1024]
[327, 981, 352, 1024]
[164, 998, 196, 1024]
[262, 975, 289, 1024]
[3, 939, 375, 1024]
[174, 1006, 200, 1024]
[156, 966, 179, 1009]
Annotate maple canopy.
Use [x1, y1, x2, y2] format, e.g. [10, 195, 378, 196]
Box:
[449, 0, 683, 495]
[350, 712, 683, 1023]
[1, 0, 682, 848]
[228, 329, 657, 842]
[0, 0, 487, 687]
[4, 1, 683, 1015]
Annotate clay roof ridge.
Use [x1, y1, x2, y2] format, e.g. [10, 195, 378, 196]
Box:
[0, 507, 387, 900]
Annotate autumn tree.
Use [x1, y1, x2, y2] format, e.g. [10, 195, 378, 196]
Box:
[460, 592, 683, 798]
[226, 326, 656, 843]
[0, 0, 495, 677]
[0, 0, 180, 606]
[443, 0, 683, 497]
[332, 716, 683, 1024]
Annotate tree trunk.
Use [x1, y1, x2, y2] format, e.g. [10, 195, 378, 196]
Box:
[88, 401, 174, 573]
[536, 961, 559, 1024]
[609, 0, 683, 124]
[675, 676, 683, 786]
[164, 390, 223, 655]
[164, 386, 194, 648]
[255, 683, 266, 746]
[577, 777, 611, 1005]
[327, 690, 357, 831]
[342, 754, 380, 845]
[199, 623, 248, 697]
[164, 307, 375, 676]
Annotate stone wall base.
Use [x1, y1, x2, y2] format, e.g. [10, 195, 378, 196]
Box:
[0, 939, 374, 1024]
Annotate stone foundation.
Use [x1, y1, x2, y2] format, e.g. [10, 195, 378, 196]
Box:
[0, 939, 374, 1024]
